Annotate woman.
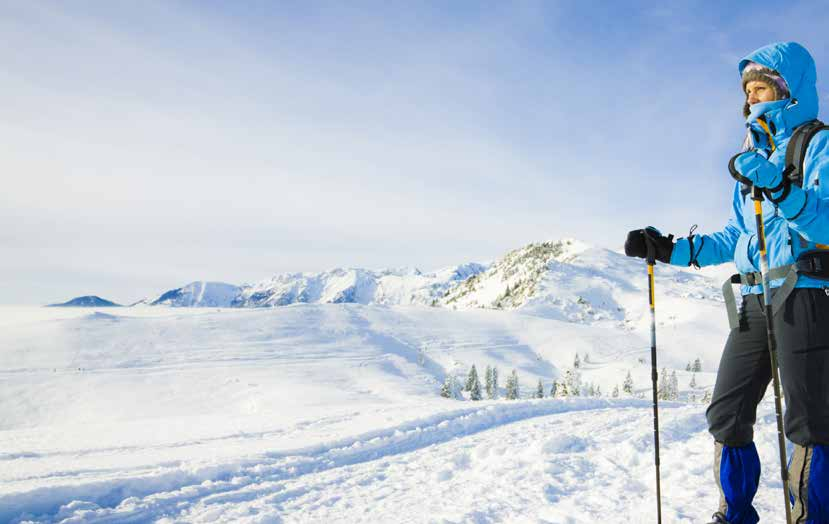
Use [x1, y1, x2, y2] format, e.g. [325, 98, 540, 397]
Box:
[625, 42, 829, 524]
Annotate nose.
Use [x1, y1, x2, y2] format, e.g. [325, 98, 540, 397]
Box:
[747, 92, 758, 105]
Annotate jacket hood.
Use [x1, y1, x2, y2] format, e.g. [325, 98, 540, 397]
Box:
[739, 42, 818, 128]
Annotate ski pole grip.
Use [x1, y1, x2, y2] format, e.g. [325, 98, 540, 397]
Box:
[643, 229, 657, 266]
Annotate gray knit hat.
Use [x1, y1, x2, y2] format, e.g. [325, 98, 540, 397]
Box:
[741, 62, 790, 117]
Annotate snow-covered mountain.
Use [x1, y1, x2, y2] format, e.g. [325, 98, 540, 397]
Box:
[52, 239, 725, 329]
[231, 263, 487, 308]
[440, 239, 722, 324]
[150, 281, 241, 307]
[47, 295, 121, 307]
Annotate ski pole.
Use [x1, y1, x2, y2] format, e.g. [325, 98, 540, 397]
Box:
[643, 232, 663, 524]
[729, 145, 792, 524]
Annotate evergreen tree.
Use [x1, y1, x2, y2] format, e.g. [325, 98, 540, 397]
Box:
[670, 370, 679, 401]
[536, 379, 544, 399]
[465, 364, 479, 392]
[491, 367, 499, 399]
[574, 353, 581, 369]
[505, 372, 515, 400]
[440, 376, 453, 398]
[588, 383, 596, 397]
[693, 358, 702, 373]
[485, 365, 493, 398]
[550, 381, 558, 398]
[689, 373, 697, 389]
[559, 379, 569, 397]
[612, 384, 620, 398]
[595, 385, 602, 397]
[505, 369, 520, 400]
[565, 369, 581, 397]
[685, 362, 692, 372]
[584, 353, 590, 364]
[658, 367, 669, 400]
[702, 390, 713, 404]
[470, 371, 482, 401]
[623, 371, 634, 395]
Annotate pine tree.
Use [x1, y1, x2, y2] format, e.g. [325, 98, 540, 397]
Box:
[505, 369, 520, 400]
[574, 353, 581, 369]
[491, 367, 499, 399]
[685, 362, 692, 372]
[465, 364, 479, 392]
[689, 373, 697, 389]
[693, 358, 702, 373]
[612, 384, 620, 398]
[536, 379, 544, 399]
[658, 367, 669, 400]
[584, 353, 590, 364]
[485, 365, 493, 398]
[588, 383, 596, 396]
[559, 379, 569, 397]
[623, 371, 634, 395]
[595, 385, 602, 397]
[505, 372, 514, 400]
[470, 371, 482, 401]
[670, 370, 679, 401]
[550, 381, 558, 398]
[564, 369, 581, 397]
[440, 376, 453, 398]
[702, 390, 713, 404]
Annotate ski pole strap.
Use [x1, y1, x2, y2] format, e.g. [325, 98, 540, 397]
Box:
[721, 265, 797, 330]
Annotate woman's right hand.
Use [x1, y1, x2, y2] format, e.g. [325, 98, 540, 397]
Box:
[624, 227, 674, 263]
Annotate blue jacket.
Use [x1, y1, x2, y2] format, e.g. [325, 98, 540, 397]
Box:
[669, 42, 829, 294]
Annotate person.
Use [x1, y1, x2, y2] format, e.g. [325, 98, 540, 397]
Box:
[624, 42, 829, 524]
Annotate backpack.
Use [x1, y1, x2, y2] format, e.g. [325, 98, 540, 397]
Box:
[784, 119, 829, 188]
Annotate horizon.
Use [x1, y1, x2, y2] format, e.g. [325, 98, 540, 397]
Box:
[4, 1, 825, 305]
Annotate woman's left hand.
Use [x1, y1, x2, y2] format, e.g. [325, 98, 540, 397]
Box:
[733, 151, 783, 189]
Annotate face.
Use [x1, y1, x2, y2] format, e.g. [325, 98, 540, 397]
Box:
[745, 80, 777, 105]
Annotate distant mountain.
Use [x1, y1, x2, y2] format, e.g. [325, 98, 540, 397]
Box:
[231, 263, 487, 308]
[47, 296, 122, 308]
[75, 238, 723, 329]
[150, 281, 241, 307]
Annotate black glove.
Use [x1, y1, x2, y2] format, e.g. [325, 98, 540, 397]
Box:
[624, 227, 674, 264]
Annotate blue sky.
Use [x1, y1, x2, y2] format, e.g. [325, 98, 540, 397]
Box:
[3, 1, 829, 304]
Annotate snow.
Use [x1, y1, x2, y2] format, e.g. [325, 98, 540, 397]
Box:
[230, 263, 488, 308]
[0, 291, 793, 523]
[149, 281, 241, 307]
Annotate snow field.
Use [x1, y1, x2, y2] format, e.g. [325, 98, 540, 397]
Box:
[0, 300, 780, 523]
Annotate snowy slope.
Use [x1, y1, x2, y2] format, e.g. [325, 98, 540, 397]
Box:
[442, 239, 722, 324]
[231, 263, 487, 307]
[150, 281, 241, 307]
[0, 296, 777, 523]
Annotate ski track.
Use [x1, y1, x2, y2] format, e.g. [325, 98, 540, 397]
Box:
[3, 399, 678, 523]
[2, 398, 790, 524]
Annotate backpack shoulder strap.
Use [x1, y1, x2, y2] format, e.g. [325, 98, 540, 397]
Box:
[785, 119, 828, 187]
